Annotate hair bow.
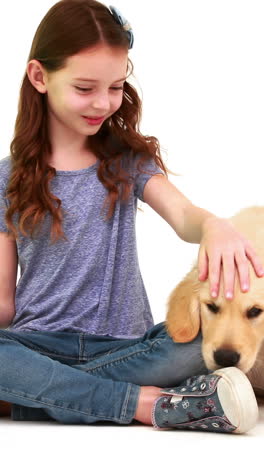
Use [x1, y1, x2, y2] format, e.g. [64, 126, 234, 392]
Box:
[109, 5, 134, 49]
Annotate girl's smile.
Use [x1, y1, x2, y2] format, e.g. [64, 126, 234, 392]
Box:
[81, 115, 106, 125]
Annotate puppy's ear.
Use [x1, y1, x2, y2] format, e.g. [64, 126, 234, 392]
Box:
[166, 265, 201, 342]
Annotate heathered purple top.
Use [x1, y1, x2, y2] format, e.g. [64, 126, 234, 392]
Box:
[0, 154, 164, 338]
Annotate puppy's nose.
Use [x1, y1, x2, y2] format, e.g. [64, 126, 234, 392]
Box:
[214, 349, 240, 367]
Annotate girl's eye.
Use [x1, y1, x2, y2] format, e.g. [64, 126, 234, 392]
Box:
[75, 86, 124, 92]
[75, 87, 91, 92]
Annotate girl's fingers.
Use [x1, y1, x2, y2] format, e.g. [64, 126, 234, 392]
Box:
[245, 244, 264, 277]
[221, 252, 235, 299]
[198, 246, 208, 281]
[198, 238, 264, 300]
[208, 252, 221, 298]
[234, 250, 250, 292]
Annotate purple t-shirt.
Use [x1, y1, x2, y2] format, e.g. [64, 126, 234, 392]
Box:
[0, 155, 164, 338]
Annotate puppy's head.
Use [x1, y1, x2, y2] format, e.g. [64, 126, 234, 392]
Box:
[166, 263, 264, 373]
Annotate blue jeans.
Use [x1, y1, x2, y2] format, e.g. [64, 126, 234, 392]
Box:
[0, 322, 208, 424]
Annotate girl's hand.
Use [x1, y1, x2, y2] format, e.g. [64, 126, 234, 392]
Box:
[198, 216, 264, 299]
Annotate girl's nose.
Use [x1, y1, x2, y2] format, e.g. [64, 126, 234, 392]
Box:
[91, 93, 111, 112]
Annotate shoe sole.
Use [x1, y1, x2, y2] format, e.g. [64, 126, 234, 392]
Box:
[214, 367, 259, 434]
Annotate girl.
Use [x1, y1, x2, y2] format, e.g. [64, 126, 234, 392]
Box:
[0, 0, 263, 433]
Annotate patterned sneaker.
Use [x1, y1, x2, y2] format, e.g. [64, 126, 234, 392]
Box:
[152, 367, 259, 434]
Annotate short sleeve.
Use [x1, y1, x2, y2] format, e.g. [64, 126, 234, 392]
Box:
[0, 178, 9, 233]
[133, 157, 165, 202]
[0, 156, 11, 233]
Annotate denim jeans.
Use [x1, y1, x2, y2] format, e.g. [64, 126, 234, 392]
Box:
[0, 322, 208, 424]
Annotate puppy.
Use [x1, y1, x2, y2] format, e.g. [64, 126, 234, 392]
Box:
[166, 206, 264, 380]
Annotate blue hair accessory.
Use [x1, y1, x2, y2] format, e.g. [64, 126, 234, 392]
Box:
[109, 5, 134, 49]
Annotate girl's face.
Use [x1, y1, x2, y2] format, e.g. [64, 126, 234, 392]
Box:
[28, 45, 128, 140]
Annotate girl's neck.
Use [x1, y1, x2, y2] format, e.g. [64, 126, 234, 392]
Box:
[47, 151, 98, 171]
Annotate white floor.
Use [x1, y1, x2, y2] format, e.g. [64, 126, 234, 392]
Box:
[1, 399, 263, 468]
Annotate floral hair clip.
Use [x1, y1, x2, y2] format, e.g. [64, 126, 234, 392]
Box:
[109, 5, 134, 49]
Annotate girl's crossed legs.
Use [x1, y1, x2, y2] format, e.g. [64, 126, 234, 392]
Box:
[0, 322, 208, 424]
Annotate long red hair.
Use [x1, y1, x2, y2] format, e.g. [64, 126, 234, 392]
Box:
[4, 0, 169, 244]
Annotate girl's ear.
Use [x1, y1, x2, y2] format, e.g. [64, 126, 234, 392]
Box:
[165, 265, 201, 342]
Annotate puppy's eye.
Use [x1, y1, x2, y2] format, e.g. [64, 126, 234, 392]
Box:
[206, 303, 219, 314]
[247, 307, 263, 319]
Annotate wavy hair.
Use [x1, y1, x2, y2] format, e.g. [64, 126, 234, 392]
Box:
[4, 0, 169, 244]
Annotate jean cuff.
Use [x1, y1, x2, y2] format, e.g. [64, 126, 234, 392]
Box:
[120, 383, 141, 424]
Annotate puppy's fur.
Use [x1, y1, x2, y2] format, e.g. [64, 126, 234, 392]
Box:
[166, 206, 264, 379]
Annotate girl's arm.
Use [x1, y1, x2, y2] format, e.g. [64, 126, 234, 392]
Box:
[0, 302, 16, 329]
[0, 233, 17, 328]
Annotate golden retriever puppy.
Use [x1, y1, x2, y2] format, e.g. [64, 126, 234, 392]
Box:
[166, 206, 264, 380]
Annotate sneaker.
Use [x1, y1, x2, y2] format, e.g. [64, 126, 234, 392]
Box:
[152, 367, 259, 434]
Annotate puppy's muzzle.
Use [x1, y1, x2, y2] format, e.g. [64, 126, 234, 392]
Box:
[214, 349, 240, 367]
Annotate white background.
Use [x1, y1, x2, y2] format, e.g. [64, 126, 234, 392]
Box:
[0, 1, 264, 466]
